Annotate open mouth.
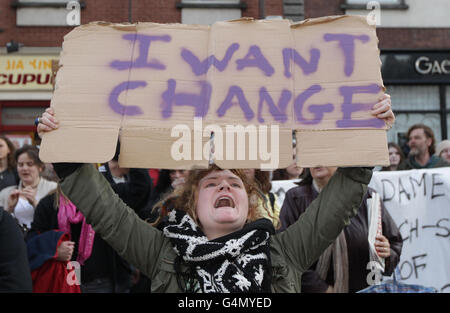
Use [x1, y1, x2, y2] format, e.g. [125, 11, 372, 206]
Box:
[214, 195, 235, 208]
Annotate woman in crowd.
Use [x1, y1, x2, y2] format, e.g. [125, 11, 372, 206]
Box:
[0, 136, 19, 192]
[381, 142, 405, 171]
[0, 145, 57, 231]
[435, 139, 450, 163]
[27, 185, 132, 293]
[151, 170, 188, 201]
[242, 169, 280, 228]
[272, 164, 303, 181]
[279, 166, 403, 293]
[37, 93, 394, 293]
[272, 148, 303, 181]
[144, 169, 188, 221]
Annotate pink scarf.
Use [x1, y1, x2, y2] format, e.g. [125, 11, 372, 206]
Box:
[57, 195, 95, 265]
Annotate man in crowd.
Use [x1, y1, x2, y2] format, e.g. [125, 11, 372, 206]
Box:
[398, 124, 449, 170]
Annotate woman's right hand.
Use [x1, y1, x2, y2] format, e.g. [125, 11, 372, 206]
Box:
[56, 240, 75, 262]
[37, 107, 59, 139]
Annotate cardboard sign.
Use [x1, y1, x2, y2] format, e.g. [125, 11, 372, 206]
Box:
[40, 15, 389, 169]
[369, 168, 450, 293]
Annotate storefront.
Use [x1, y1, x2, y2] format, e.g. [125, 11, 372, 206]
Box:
[381, 50, 450, 148]
[0, 52, 58, 147]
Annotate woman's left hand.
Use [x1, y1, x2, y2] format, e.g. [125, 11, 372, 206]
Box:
[20, 186, 38, 208]
[371, 93, 395, 130]
[375, 234, 391, 258]
[6, 190, 20, 212]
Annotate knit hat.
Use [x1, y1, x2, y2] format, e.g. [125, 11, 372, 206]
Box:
[435, 140, 450, 157]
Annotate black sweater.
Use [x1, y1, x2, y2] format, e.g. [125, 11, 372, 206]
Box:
[0, 208, 32, 292]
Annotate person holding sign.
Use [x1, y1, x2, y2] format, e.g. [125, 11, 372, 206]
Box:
[279, 167, 402, 293]
[398, 124, 449, 170]
[36, 101, 394, 293]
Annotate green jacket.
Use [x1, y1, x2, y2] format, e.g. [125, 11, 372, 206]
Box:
[60, 164, 372, 293]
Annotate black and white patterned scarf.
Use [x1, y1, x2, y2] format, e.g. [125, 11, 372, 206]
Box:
[163, 209, 274, 293]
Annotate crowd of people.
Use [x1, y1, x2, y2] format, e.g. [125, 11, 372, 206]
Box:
[0, 98, 449, 293]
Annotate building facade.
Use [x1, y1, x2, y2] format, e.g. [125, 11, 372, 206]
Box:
[307, 0, 450, 146]
[0, 0, 284, 144]
[1, 0, 449, 147]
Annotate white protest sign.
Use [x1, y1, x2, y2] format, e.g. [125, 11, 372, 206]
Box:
[271, 179, 300, 208]
[369, 168, 450, 293]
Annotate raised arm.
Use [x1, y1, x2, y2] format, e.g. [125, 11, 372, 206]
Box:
[56, 163, 169, 279]
[37, 109, 169, 278]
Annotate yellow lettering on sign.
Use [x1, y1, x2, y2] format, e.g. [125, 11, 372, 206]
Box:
[5, 60, 25, 70]
[43, 60, 52, 70]
[16, 60, 24, 70]
[29, 59, 37, 69]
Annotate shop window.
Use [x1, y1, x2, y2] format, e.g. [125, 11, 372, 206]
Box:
[385, 84, 444, 143]
[446, 86, 450, 109]
[387, 113, 442, 144]
[1, 106, 45, 126]
[342, 0, 408, 10]
[447, 114, 450, 139]
[284, 0, 304, 22]
[386, 85, 440, 111]
[0, 101, 48, 134]
[13, 0, 84, 27]
[178, 0, 246, 25]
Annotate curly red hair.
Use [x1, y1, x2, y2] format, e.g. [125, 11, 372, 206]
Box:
[153, 164, 268, 227]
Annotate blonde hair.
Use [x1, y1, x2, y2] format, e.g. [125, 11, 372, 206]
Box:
[436, 140, 450, 157]
[152, 164, 269, 227]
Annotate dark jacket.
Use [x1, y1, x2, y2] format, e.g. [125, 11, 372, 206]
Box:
[57, 164, 373, 293]
[0, 168, 19, 192]
[279, 184, 403, 293]
[397, 155, 449, 170]
[101, 164, 153, 219]
[0, 208, 32, 292]
[28, 193, 132, 290]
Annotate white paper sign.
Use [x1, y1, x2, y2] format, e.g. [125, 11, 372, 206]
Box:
[369, 168, 450, 293]
[271, 179, 301, 209]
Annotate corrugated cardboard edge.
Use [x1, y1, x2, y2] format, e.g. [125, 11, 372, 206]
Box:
[214, 128, 293, 170]
[295, 129, 389, 167]
[290, 14, 388, 129]
[40, 23, 123, 164]
[40, 127, 120, 163]
[291, 14, 366, 28]
[119, 127, 210, 170]
[41, 17, 390, 168]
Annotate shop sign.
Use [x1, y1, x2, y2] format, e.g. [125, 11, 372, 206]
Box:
[0, 55, 58, 90]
